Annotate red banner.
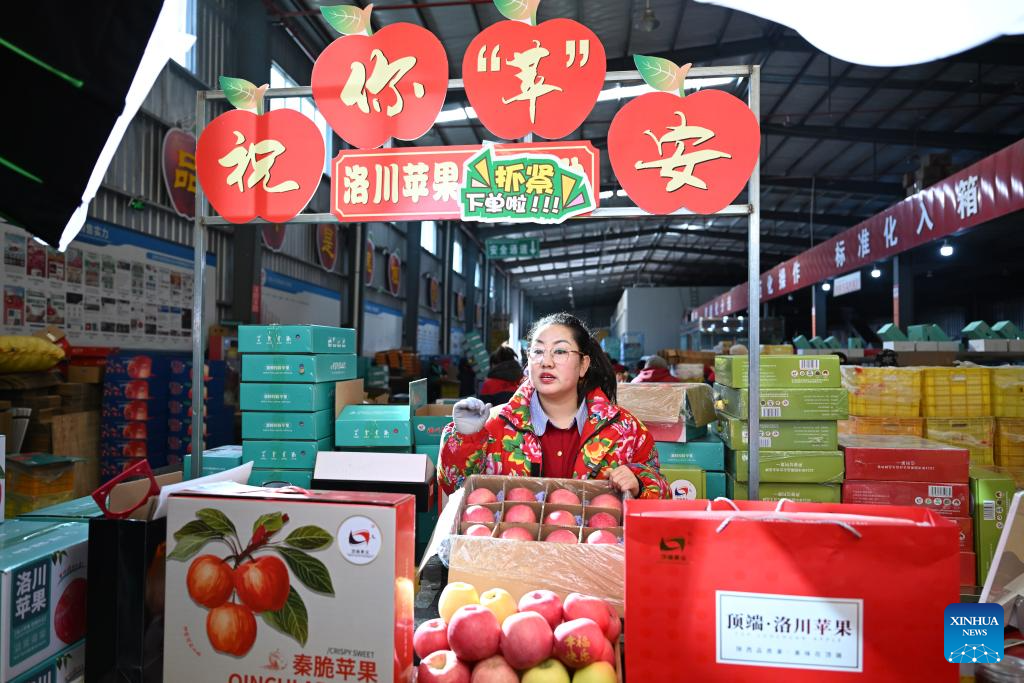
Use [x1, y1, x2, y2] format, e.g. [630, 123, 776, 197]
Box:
[330, 141, 599, 222]
[262, 224, 287, 252]
[317, 224, 338, 271]
[161, 128, 197, 219]
[694, 138, 1024, 320]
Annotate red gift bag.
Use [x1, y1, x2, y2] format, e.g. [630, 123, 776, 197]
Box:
[625, 499, 959, 682]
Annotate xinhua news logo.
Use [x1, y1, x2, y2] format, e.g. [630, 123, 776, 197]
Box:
[944, 603, 1003, 664]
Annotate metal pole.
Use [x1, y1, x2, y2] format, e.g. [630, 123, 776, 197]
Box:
[352, 223, 365, 354]
[190, 90, 208, 478]
[747, 65, 762, 500]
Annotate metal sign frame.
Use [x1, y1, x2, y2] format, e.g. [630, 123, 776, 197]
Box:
[191, 65, 763, 499]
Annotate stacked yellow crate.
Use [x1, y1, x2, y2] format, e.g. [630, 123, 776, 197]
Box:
[839, 367, 926, 436]
[992, 367, 1024, 418]
[995, 419, 1024, 467]
[924, 417, 996, 466]
[920, 367, 994, 466]
[838, 415, 925, 437]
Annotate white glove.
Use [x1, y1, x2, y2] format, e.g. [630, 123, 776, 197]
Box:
[453, 397, 491, 435]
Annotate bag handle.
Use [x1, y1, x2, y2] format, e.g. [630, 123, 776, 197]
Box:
[715, 512, 863, 539]
[706, 497, 741, 511]
[91, 459, 160, 519]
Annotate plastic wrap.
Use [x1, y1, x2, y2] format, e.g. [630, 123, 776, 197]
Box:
[996, 418, 1024, 467]
[671, 363, 704, 383]
[0, 335, 64, 373]
[838, 415, 926, 437]
[924, 417, 995, 466]
[993, 367, 1024, 418]
[840, 366, 922, 417]
[616, 382, 715, 426]
[922, 366, 992, 417]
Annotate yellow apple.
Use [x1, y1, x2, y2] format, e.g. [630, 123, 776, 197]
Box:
[522, 659, 570, 683]
[480, 588, 518, 627]
[572, 662, 616, 683]
[439, 582, 480, 624]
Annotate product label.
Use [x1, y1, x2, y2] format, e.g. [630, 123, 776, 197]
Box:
[717, 591, 863, 672]
[338, 516, 382, 566]
[10, 558, 51, 666]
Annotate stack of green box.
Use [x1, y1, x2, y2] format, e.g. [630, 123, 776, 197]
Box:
[239, 325, 357, 488]
[657, 431, 727, 500]
[713, 354, 849, 502]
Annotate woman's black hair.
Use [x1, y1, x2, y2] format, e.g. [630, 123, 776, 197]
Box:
[527, 312, 617, 404]
[490, 345, 520, 366]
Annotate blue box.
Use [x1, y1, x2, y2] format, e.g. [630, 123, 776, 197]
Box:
[103, 378, 168, 401]
[103, 352, 172, 380]
[100, 420, 167, 440]
[706, 471, 727, 500]
[101, 399, 165, 420]
[656, 435, 725, 471]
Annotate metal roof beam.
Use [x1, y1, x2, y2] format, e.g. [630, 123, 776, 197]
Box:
[761, 209, 868, 227]
[762, 176, 904, 197]
[605, 34, 813, 72]
[508, 244, 747, 269]
[761, 122, 1014, 152]
[515, 258, 746, 280]
[759, 71, 1024, 96]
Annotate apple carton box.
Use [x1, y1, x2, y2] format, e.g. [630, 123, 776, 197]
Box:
[103, 378, 168, 401]
[413, 404, 453, 446]
[238, 324, 356, 354]
[9, 640, 85, 683]
[241, 437, 334, 470]
[842, 480, 969, 517]
[240, 382, 336, 413]
[616, 383, 717, 443]
[248, 468, 312, 488]
[715, 354, 842, 389]
[103, 353, 171, 380]
[714, 383, 850, 421]
[242, 353, 357, 383]
[841, 434, 970, 483]
[241, 408, 334, 441]
[446, 474, 627, 615]
[334, 379, 415, 448]
[970, 466, 1016, 585]
[163, 484, 415, 683]
[312, 451, 436, 513]
[0, 520, 89, 682]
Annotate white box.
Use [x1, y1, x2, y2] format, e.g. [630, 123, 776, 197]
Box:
[882, 341, 916, 352]
[164, 485, 416, 682]
[969, 339, 1009, 352]
[1009, 340, 1024, 353]
[914, 342, 939, 351]
[844, 348, 866, 359]
[935, 341, 961, 352]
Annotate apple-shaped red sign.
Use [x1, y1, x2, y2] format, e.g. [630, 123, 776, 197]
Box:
[609, 57, 760, 215]
[313, 6, 448, 149]
[462, 15, 606, 140]
[196, 79, 325, 224]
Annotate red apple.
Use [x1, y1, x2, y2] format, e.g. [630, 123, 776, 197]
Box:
[544, 510, 577, 527]
[585, 530, 618, 545]
[553, 618, 605, 669]
[467, 488, 498, 505]
[465, 524, 493, 537]
[499, 526, 536, 541]
[547, 489, 581, 506]
[518, 590, 563, 630]
[603, 604, 621, 642]
[505, 504, 538, 524]
[588, 494, 622, 511]
[447, 604, 501, 662]
[587, 512, 618, 529]
[506, 486, 537, 502]
[414, 618, 449, 659]
[562, 594, 611, 635]
[471, 655, 519, 683]
[463, 505, 496, 523]
[418, 650, 471, 683]
[500, 611, 554, 670]
[544, 529, 578, 544]
[597, 639, 615, 665]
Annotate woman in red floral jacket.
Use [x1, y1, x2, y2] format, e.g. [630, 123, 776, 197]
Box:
[438, 313, 668, 499]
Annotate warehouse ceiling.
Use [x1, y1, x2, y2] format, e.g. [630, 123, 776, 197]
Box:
[268, 0, 1024, 310]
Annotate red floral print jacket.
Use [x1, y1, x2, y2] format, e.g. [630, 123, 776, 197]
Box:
[438, 382, 669, 499]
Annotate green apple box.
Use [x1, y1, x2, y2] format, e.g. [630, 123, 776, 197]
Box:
[238, 325, 356, 354]
[727, 450, 845, 484]
[184, 445, 243, 478]
[240, 382, 335, 412]
[0, 520, 89, 682]
[655, 435, 725, 471]
[242, 438, 333, 470]
[241, 354, 357, 383]
[414, 444, 441, 466]
[714, 384, 849, 421]
[727, 476, 842, 503]
[971, 466, 1016, 585]
[335, 405, 413, 447]
[16, 496, 102, 523]
[248, 468, 312, 488]
[413, 405, 453, 446]
[9, 640, 84, 683]
[661, 466, 706, 500]
[706, 471, 726, 500]
[715, 414, 839, 451]
[242, 409, 333, 440]
[714, 354, 841, 389]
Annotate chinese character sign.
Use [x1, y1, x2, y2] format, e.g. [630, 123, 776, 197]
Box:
[317, 224, 338, 271]
[387, 252, 402, 296]
[364, 238, 375, 286]
[462, 16, 606, 140]
[162, 128, 197, 218]
[262, 224, 287, 252]
[312, 8, 448, 150]
[460, 145, 595, 224]
[608, 57, 760, 216]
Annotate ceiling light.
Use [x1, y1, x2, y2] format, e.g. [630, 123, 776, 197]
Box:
[940, 241, 954, 257]
[723, 326, 730, 332]
[599, 190, 613, 199]
[636, 0, 660, 32]
[821, 282, 832, 292]
[615, 189, 628, 198]
[434, 106, 468, 123]
[870, 267, 882, 278]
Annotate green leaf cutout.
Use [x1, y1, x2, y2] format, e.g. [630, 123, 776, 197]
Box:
[262, 587, 309, 646]
[274, 547, 335, 595]
[284, 525, 333, 551]
[634, 55, 682, 92]
[494, 0, 541, 22]
[168, 534, 213, 562]
[321, 4, 373, 36]
[253, 512, 286, 536]
[196, 508, 237, 538]
[219, 76, 260, 112]
[174, 520, 219, 541]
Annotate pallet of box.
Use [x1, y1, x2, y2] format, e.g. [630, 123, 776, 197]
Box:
[841, 366, 922, 417]
[840, 434, 974, 585]
[99, 352, 172, 481]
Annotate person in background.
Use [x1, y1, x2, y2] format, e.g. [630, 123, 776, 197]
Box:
[439, 312, 668, 499]
[457, 353, 476, 397]
[479, 346, 524, 405]
[630, 355, 680, 383]
[610, 357, 629, 383]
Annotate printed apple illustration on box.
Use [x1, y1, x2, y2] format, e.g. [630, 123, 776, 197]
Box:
[609, 56, 760, 215]
[196, 77, 325, 223]
[462, 0, 606, 140]
[312, 4, 448, 149]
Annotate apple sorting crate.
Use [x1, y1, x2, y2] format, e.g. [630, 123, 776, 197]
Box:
[447, 475, 627, 616]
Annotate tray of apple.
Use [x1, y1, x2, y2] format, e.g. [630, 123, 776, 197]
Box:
[415, 582, 621, 683]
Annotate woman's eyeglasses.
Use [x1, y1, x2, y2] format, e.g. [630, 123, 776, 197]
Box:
[527, 348, 584, 365]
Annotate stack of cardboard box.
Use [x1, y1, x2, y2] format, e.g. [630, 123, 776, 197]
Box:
[165, 357, 232, 462]
[712, 354, 848, 502]
[99, 352, 172, 481]
[239, 325, 357, 488]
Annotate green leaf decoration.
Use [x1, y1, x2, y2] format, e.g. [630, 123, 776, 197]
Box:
[494, 0, 541, 22]
[284, 525, 333, 551]
[321, 3, 373, 36]
[196, 508, 237, 538]
[253, 512, 286, 536]
[174, 520, 219, 541]
[634, 55, 683, 92]
[219, 76, 260, 112]
[168, 534, 213, 562]
[262, 587, 309, 646]
[274, 547, 335, 595]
